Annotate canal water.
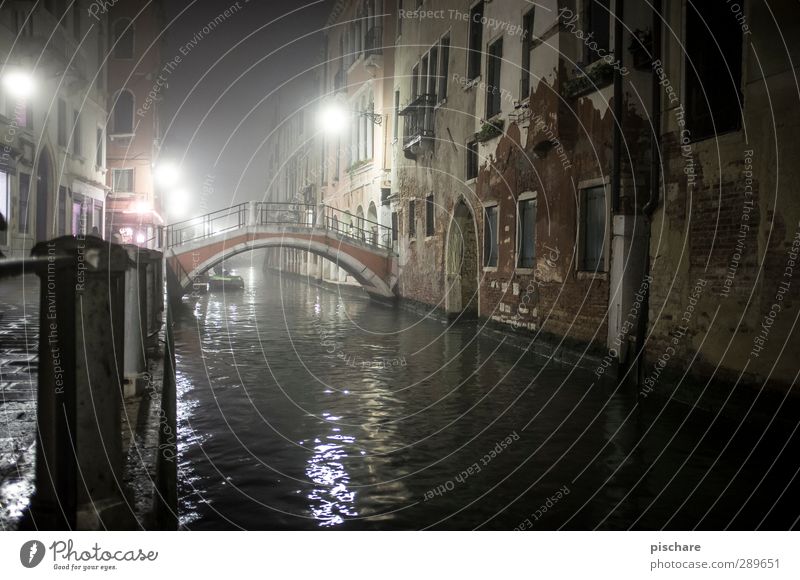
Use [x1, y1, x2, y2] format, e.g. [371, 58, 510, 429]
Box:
[175, 267, 799, 530]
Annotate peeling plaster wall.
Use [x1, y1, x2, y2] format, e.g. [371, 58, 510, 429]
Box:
[646, 0, 800, 392]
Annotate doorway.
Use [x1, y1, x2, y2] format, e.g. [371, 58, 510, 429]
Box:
[445, 199, 478, 316]
[36, 149, 52, 242]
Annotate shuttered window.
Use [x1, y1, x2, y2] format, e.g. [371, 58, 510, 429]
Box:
[580, 186, 606, 271]
[484, 205, 498, 267]
[518, 197, 536, 268]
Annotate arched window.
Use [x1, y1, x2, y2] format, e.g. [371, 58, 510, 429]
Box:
[112, 90, 134, 135]
[113, 18, 134, 59]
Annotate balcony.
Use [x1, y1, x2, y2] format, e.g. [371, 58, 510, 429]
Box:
[399, 93, 435, 160]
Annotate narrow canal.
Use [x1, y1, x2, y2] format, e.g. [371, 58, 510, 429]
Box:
[175, 267, 798, 530]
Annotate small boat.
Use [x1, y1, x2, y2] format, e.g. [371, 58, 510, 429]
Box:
[207, 269, 245, 291]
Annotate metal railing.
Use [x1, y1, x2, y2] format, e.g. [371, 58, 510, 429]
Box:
[400, 93, 435, 151]
[164, 202, 249, 248]
[163, 201, 394, 251]
[323, 205, 392, 249]
[256, 202, 317, 227]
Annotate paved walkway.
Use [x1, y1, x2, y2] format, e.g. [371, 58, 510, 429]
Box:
[0, 275, 39, 529]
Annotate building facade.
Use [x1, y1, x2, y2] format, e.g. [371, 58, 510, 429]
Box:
[644, 0, 800, 395]
[103, 0, 165, 247]
[262, 0, 799, 403]
[318, 0, 395, 285]
[262, 74, 322, 276]
[1, 1, 109, 258]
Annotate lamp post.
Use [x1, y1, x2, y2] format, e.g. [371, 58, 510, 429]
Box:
[1, 69, 36, 100]
[317, 99, 383, 135]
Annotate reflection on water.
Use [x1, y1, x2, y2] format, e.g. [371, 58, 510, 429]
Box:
[304, 431, 357, 527]
[175, 268, 800, 530]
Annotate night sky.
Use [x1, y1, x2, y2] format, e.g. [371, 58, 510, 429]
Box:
[160, 0, 335, 212]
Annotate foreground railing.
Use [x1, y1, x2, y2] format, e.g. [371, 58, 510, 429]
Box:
[0, 238, 172, 529]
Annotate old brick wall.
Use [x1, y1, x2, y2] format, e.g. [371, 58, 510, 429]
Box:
[645, 1, 800, 393]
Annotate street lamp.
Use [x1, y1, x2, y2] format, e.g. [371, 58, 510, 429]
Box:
[317, 100, 382, 135]
[165, 188, 190, 219]
[318, 102, 349, 135]
[154, 161, 180, 189]
[1, 69, 36, 100]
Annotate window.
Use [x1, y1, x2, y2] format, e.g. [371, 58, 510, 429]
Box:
[396, 0, 402, 36]
[0, 170, 8, 245]
[420, 53, 429, 97]
[73, 2, 81, 38]
[408, 200, 416, 238]
[517, 196, 537, 268]
[466, 140, 479, 180]
[113, 18, 134, 59]
[58, 186, 67, 236]
[112, 168, 134, 193]
[425, 193, 434, 236]
[468, 2, 484, 80]
[393, 90, 400, 141]
[58, 98, 67, 147]
[92, 201, 103, 233]
[411, 63, 419, 99]
[486, 38, 503, 118]
[18, 173, 30, 234]
[367, 93, 375, 159]
[12, 100, 31, 129]
[521, 8, 535, 99]
[483, 204, 498, 267]
[391, 211, 398, 242]
[579, 185, 607, 272]
[685, 1, 743, 140]
[428, 46, 438, 100]
[73, 110, 81, 155]
[112, 90, 134, 134]
[584, 0, 610, 63]
[438, 35, 450, 102]
[96, 127, 104, 167]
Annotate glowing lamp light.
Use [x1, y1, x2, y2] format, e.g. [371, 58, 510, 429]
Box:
[1, 70, 35, 100]
[154, 162, 180, 189]
[135, 232, 147, 244]
[166, 188, 191, 218]
[318, 102, 348, 135]
[133, 200, 151, 214]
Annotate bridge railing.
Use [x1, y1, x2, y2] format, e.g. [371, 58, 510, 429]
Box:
[164, 201, 394, 252]
[255, 202, 317, 228]
[323, 206, 393, 250]
[254, 202, 392, 250]
[164, 202, 249, 247]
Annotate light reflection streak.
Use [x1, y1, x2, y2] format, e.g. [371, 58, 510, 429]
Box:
[305, 431, 358, 527]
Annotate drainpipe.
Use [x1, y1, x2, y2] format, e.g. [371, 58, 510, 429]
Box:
[611, 0, 624, 214]
[636, 0, 662, 390]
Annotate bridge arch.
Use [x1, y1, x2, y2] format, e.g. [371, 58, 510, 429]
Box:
[172, 231, 395, 298]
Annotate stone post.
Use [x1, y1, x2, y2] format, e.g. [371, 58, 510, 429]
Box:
[28, 236, 134, 530]
[143, 249, 163, 336]
[123, 245, 148, 397]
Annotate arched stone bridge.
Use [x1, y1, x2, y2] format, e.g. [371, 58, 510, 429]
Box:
[164, 202, 398, 299]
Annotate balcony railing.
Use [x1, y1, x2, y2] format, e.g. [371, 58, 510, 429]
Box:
[399, 93, 435, 156]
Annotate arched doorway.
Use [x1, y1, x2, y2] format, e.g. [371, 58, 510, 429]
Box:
[355, 205, 365, 241]
[445, 199, 478, 316]
[367, 201, 378, 244]
[36, 148, 52, 242]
